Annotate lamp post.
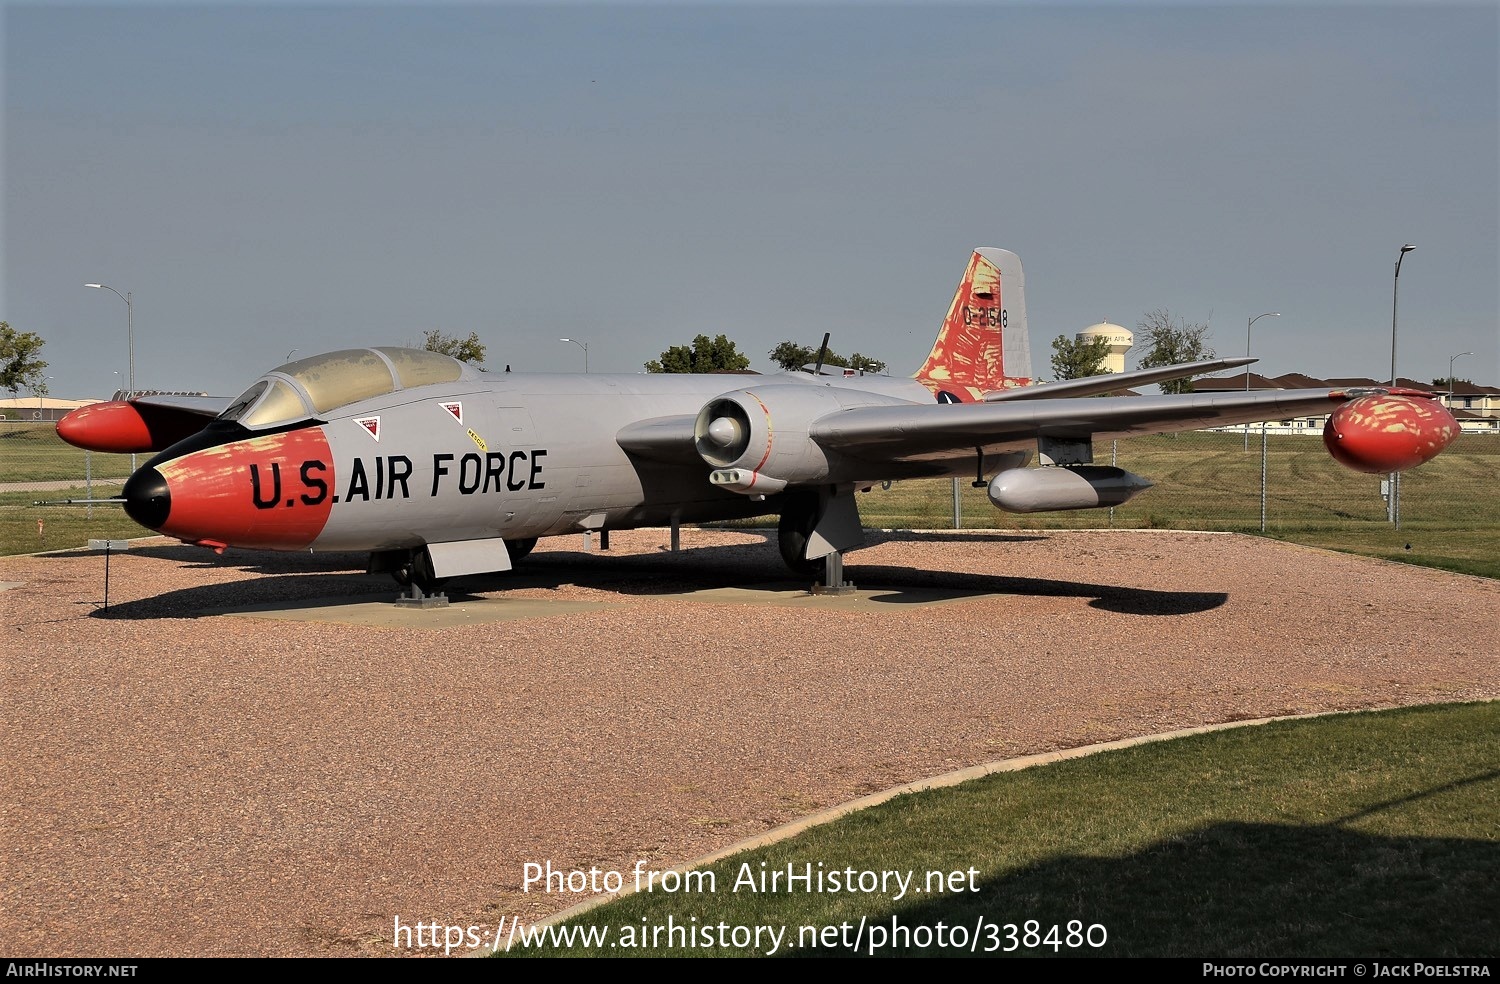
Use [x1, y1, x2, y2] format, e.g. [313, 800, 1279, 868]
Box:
[84, 284, 133, 394]
[86, 283, 136, 470]
[37, 376, 54, 419]
[1389, 245, 1415, 386]
[559, 337, 589, 373]
[1244, 311, 1280, 451]
[1447, 351, 1473, 401]
[1387, 245, 1415, 527]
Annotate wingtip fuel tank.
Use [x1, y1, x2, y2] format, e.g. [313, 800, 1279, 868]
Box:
[1323, 393, 1459, 474]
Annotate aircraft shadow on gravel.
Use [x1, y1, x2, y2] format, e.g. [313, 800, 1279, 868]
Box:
[90, 536, 1225, 619]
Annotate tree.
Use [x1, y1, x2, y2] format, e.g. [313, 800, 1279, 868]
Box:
[423, 329, 486, 366]
[769, 341, 818, 371]
[646, 334, 751, 373]
[1135, 309, 1215, 394]
[1048, 334, 1111, 381]
[0, 322, 49, 398]
[768, 340, 886, 374]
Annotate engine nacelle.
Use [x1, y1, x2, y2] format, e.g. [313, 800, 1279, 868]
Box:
[694, 384, 910, 493]
[1323, 394, 1459, 474]
[988, 466, 1153, 513]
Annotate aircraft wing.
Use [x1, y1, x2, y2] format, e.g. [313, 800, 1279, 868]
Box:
[811, 388, 1395, 463]
[123, 394, 232, 416]
[617, 383, 1451, 480]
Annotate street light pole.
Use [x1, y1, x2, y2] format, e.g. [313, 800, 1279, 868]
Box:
[86, 283, 136, 470]
[1389, 245, 1415, 386]
[1387, 244, 1415, 527]
[1244, 311, 1279, 451]
[1447, 351, 1473, 401]
[559, 337, 589, 373]
[84, 284, 133, 393]
[37, 376, 54, 419]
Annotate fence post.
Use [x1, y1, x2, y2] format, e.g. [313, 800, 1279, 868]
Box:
[1109, 440, 1118, 527]
[1259, 423, 1268, 532]
[951, 477, 961, 529]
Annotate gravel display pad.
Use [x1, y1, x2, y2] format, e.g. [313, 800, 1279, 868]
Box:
[3, 529, 1495, 957]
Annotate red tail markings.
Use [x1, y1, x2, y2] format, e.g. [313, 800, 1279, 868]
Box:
[914, 248, 1032, 403]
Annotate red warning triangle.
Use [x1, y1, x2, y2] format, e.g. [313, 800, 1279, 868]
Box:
[441, 402, 463, 424]
[355, 416, 380, 441]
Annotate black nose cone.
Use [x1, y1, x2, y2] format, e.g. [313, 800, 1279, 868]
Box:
[123, 467, 171, 530]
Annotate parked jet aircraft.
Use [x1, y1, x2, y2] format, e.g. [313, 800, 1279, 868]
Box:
[59, 248, 1459, 593]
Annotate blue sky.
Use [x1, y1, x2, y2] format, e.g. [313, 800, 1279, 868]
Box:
[3, 2, 1496, 398]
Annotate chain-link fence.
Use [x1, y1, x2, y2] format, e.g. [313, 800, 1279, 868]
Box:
[858, 430, 1500, 533]
[1, 422, 141, 554]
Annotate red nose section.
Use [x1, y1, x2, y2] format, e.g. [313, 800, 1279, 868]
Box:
[57, 401, 154, 453]
[1323, 395, 1459, 474]
[151, 428, 337, 549]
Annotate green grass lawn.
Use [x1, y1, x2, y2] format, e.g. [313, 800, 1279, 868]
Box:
[1260, 528, 1500, 579]
[0, 424, 147, 554]
[0, 487, 146, 555]
[0, 423, 135, 484]
[500, 702, 1499, 958]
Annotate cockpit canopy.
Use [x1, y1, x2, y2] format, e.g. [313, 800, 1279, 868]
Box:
[218, 347, 475, 429]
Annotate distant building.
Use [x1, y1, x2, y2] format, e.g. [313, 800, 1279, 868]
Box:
[1442, 379, 1500, 415]
[1, 389, 208, 425]
[1191, 372, 1499, 436]
[0, 397, 100, 424]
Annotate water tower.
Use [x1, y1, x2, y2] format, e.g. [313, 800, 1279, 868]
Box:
[1078, 321, 1133, 374]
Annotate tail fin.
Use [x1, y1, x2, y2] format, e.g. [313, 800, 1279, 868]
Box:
[914, 247, 1032, 402]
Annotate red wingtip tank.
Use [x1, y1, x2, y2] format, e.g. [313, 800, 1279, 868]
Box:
[57, 400, 216, 454]
[1322, 391, 1460, 474]
[56, 401, 156, 453]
